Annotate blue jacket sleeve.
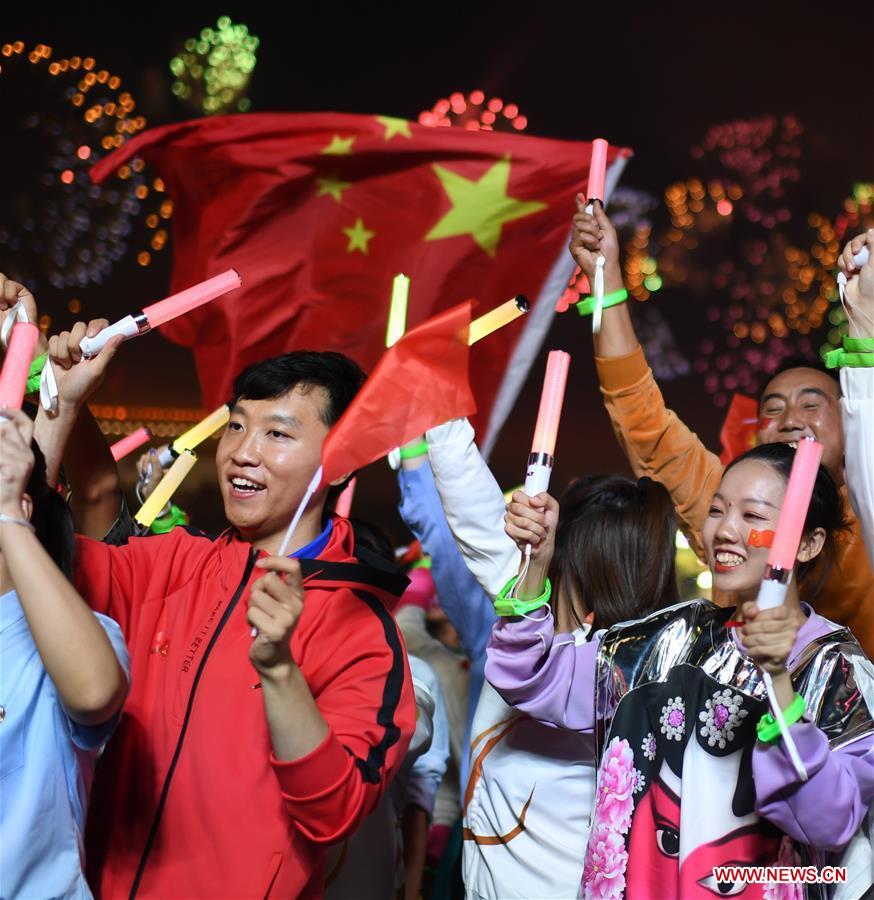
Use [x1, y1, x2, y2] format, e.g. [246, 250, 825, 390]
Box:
[397, 462, 496, 662]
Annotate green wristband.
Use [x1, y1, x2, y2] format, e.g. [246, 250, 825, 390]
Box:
[756, 693, 806, 744]
[493, 575, 552, 617]
[149, 503, 189, 535]
[825, 336, 874, 369]
[399, 439, 429, 460]
[825, 349, 874, 369]
[576, 288, 628, 318]
[845, 336, 874, 352]
[25, 352, 47, 394]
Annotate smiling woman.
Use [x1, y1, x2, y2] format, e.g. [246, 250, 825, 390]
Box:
[485, 440, 874, 899]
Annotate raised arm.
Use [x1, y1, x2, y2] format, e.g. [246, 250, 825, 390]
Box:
[424, 417, 517, 598]
[33, 317, 126, 539]
[397, 441, 495, 661]
[485, 488, 600, 731]
[0, 410, 129, 728]
[248, 555, 414, 843]
[572, 203, 723, 554]
[839, 230, 874, 566]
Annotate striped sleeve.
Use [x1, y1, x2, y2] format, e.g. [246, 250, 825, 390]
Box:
[270, 588, 415, 843]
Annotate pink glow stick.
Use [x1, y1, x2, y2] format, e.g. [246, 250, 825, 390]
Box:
[525, 351, 571, 495]
[0, 322, 39, 411]
[334, 477, 357, 518]
[587, 139, 609, 204]
[768, 438, 824, 572]
[110, 426, 152, 462]
[79, 269, 242, 358]
[143, 269, 242, 327]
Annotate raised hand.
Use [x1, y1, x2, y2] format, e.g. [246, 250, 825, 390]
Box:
[738, 600, 802, 676]
[840, 229, 874, 338]
[569, 198, 622, 289]
[505, 490, 559, 562]
[47, 319, 124, 411]
[0, 408, 36, 519]
[247, 556, 305, 676]
[0, 273, 48, 357]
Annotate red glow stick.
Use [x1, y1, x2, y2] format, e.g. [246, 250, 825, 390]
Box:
[0, 322, 39, 412]
[587, 139, 609, 204]
[524, 351, 571, 495]
[110, 426, 152, 462]
[79, 269, 242, 358]
[334, 477, 356, 518]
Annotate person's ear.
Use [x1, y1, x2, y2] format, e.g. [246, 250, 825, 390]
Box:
[797, 527, 826, 564]
[20, 493, 33, 522]
[584, 610, 595, 626]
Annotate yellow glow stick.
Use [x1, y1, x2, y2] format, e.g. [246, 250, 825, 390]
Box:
[385, 274, 410, 348]
[135, 449, 197, 527]
[173, 404, 230, 453]
[468, 295, 530, 345]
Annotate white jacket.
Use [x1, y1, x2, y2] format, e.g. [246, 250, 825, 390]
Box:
[842, 367, 874, 568]
[426, 418, 593, 900]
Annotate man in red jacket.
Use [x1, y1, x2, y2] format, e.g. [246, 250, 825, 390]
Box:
[36, 326, 416, 899]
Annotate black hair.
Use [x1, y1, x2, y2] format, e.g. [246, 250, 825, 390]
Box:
[724, 442, 846, 598]
[26, 440, 76, 580]
[761, 355, 841, 402]
[231, 350, 366, 506]
[550, 475, 679, 632]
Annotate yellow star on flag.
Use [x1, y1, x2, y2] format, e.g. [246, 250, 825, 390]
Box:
[426, 157, 547, 257]
[322, 134, 355, 156]
[316, 174, 351, 202]
[343, 217, 375, 254]
[375, 115, 412, 140]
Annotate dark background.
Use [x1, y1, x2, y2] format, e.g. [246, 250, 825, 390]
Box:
[3, 4, 872, 543]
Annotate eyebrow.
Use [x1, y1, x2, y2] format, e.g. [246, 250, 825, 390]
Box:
[759, 387, 833, 407]
[230, 405, 302, 429]
[265, 413, 302, 428]
[712, 492, 778, 510]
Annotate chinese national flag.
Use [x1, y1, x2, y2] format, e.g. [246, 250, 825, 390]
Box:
[92, 113, 629, 449]
[321, 301, 475, 485]
[719, 392, 759, 465]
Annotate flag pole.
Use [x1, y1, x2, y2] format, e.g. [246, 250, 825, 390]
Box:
[251, 464, 324, 638]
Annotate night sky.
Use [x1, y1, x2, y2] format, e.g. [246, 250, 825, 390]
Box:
[3, 5, 872, 541]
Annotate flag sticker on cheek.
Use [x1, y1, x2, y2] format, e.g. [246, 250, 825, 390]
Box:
[748, 529, 775, 549]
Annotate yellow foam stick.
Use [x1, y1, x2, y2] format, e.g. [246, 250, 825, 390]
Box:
[468, 295, 530, 345]
[135, 449, 197, 527]
[385, 273, 410, 348]
[173, 404, 231, 454]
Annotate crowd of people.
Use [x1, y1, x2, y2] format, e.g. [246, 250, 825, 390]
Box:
[0, 204, 872, 899]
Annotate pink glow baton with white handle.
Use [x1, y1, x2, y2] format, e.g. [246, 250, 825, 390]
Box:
[524, 351, 571, 496]
[0, 322, 39, 413]
[756, 436, 824, 610]
[587, 139, 608, 205]
[79, 269, 242, 358]
[110, 426, 153, 462]
[751, 436, 822, 784]
[584, 139, 609, 334]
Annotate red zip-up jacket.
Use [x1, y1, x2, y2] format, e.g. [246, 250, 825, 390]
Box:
[75, 517, 415, 899]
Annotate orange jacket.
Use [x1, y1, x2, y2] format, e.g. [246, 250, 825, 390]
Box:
[596, 346, 874, 654]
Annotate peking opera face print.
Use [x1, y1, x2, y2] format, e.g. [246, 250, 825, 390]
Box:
[583, 664, 781, 899]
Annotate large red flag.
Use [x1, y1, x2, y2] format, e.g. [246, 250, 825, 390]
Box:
[92, 113, 629, 451]
[320, 301, 475, 485]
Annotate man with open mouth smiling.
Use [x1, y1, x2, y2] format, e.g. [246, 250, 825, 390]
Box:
[569, 204, 874, 654]
[30, 322, 416, 900]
